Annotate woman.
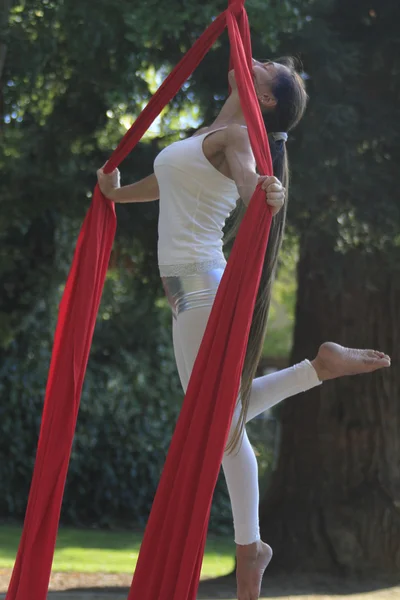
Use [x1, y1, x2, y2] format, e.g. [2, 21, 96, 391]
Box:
[98, 58, 390, 600]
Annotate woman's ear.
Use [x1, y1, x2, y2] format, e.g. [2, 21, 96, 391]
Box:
[260, 93, 277, 109]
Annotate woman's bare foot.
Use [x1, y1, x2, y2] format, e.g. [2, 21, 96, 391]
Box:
[236, 540, 272, 600]
[311, 342, 391, 382]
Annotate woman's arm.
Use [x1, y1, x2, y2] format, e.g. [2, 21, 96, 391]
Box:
[97, 169, 159, 203]
[223, 125, 284, 214]
[223, 124, 258, 206]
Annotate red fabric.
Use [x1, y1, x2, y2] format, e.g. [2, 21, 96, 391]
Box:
[127, 8, 274, 600]
[6, 194, 117, 600]
[6, 1, 273, 599]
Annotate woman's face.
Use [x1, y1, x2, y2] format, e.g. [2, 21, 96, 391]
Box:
[229, 59, 290, 109]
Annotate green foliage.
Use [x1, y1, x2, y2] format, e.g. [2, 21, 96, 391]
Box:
[64, 313, 182, 526]
[0, 263, 236, 531]
[283, 0, 400, 268]
[0, 0, 314, 532]
[263, 236, 298, 358]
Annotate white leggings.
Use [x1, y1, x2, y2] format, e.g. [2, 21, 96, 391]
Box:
[171, 300, 321, 545]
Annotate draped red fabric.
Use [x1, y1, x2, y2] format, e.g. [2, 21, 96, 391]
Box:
[127, 8, 274, 600]
[6, 1, 273, 599]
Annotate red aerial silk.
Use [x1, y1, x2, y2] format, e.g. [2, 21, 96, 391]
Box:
[6, 1, 273, 599]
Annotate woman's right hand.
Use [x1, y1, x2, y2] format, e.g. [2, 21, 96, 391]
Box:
[97, 164, 121, 200]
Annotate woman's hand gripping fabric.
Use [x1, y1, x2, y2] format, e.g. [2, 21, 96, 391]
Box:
[97, 164, 121, 201]
[258, 175, 285, 216]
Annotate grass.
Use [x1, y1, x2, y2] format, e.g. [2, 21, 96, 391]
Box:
[0, 525, 235, 578]
[2, 526, 400, 600]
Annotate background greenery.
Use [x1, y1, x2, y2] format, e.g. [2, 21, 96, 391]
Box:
[0, 0, 293, 534]
[1, 0, 398, 575]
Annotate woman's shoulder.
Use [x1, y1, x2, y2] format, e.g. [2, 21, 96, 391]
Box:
[191, 123, 248, 139]
[224, 123, 249, 140]
[223, 124, 252, 154]
[190, 126, 210, 138]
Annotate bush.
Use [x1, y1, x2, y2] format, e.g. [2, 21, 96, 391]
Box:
[0, 273, 241, 535]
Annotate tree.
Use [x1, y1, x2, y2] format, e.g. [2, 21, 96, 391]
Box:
[1, 0, 313, 529]
[260, 0, 400, 575]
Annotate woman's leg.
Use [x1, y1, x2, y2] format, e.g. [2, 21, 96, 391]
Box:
[171, 301, 390, 600]
[172, 316, 189, 390]
[246, 359, 320, 423]
[221, 407, 261, 543]
[172, 305, 321, 545]
[170, 294, 390, 600]
[173, 309, 261, 543]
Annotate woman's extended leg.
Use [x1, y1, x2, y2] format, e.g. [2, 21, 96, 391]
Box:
[171, 303, 390, 600]
[171, 306, 321, 544]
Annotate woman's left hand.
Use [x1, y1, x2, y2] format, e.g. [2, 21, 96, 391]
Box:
[97, 163, 121, 200]
[258, 175, 285, 216]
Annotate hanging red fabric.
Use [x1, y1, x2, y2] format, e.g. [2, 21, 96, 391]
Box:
[6, 1, 273, 599]
[127, 8, 274, 600]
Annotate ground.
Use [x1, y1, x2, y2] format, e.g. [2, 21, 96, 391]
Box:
[1, 526, 399, 599]
[1, 570, 400, 600]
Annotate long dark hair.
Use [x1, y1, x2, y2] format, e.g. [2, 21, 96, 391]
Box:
[225, 57, 308, 453]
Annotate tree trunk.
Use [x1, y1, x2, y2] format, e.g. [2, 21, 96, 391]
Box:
[260, 236, 400, 576]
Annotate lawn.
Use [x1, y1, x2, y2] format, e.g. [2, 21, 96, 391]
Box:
[0, 525, 234, 578]
[2, 525, 400, 600]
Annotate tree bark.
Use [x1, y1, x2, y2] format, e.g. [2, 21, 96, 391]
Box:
[260, 236, 400, 576]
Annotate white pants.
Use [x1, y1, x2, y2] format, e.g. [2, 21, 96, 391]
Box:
[171, 302, 321, 545]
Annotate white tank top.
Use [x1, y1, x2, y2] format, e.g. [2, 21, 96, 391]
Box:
[154, 127, 241, 276]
